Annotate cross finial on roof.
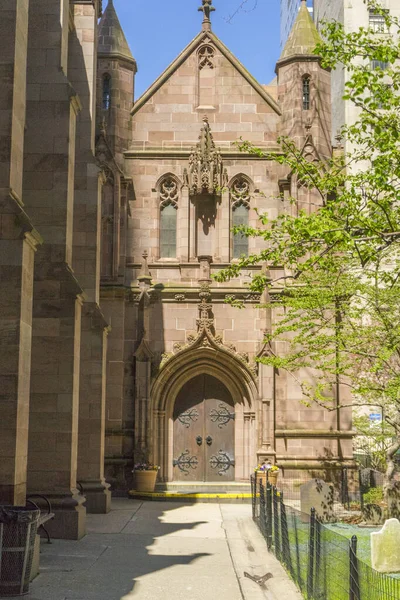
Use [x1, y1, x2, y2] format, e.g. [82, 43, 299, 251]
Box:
[198, 0, 215, 32]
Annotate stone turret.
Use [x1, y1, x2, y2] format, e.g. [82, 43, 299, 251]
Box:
[97, 0, 137, 164]
[276, 0, 331, 160]
[280, 0, 322, 62]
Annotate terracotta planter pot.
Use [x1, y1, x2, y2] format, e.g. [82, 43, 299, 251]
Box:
[255, 471, 279, 488]
[267, 472, 279, 487]
[133, 470, 158, 492]
[255, 471, 268, 487]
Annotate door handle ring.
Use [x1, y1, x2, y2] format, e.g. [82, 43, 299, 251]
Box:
[206, 435, 213, 446]
[196, 435, 203, 446]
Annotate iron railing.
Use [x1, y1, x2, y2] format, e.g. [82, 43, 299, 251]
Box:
[251, 475, 400, 600]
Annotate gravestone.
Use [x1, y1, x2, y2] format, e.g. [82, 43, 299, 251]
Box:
[300, 479, 335, 523]
[371, 519, 400, 573]
[361, 503, 383, 526]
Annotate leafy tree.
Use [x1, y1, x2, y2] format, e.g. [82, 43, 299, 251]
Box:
[353, 412, 394, 472]
[215, 0, 400, 507]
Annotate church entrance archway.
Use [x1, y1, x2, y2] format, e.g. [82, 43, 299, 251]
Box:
[173, 374, 235, 482]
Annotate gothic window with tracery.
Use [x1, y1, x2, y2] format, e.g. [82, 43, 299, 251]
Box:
[103, 74, 111, 110]
[159, 177, 179, 258]
[230, 177, 250, 259]
[198, 45, 215, 70]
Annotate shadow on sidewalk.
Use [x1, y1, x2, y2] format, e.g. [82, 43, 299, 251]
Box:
[27, 500, 212, 600]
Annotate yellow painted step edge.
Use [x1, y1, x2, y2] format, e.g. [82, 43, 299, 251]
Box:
[128, 491, 252, 499]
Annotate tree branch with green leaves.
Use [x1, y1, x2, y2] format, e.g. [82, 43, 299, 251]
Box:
[215, 0, 400, 508]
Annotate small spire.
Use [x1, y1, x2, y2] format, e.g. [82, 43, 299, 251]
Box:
[278, 0, 321, 63]
[198, 0, 215, 32]
[98, 0, 136, 67]
[138, 250, 152, 287]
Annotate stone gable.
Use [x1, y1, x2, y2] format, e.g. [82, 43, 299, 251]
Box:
[130, 34, 280, 149]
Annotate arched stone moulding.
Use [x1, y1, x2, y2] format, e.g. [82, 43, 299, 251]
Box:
[150, 346, 259, 482]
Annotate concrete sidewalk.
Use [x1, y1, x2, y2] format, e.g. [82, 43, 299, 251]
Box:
[12, 499, 302, 600]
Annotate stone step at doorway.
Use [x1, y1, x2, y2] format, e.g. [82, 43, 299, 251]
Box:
[158, 482, 251, 494]
[128, 482, 252, 503]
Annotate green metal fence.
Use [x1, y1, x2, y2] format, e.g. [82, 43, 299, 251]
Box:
[251, 475, 400, 600]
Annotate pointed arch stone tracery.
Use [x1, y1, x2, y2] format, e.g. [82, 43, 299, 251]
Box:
[150, 344, 259, 482]
[150, 280, 259, 481]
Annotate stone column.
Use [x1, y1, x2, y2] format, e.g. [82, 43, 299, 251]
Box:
[0, 204, 41, 504]
[134, 345, 153, 457]
[28, 270, 86, 540]
[244, 412, 256, 480]
[23, 0, 86, 539]
[258, 364, 276, 464]
[177, 185, 189, 262]
[153, 410, 166, 481]
[77, 303, 111, 513]
[133, 259, 154, 461]
[0, 0, 43, 504]
[68, 1, 111, 513]
[102, 290, 127, 490]
[119, 178, 132, 280]
[189, 196, 197, 261]
[257, 267, 276, 465]
[219, 188, 230, 262]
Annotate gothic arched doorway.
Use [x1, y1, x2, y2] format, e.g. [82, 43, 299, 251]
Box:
[172, 374, 235, 482]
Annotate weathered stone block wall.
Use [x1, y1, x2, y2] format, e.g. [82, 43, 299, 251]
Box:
[0, 0, 43, 505]
[97, 58, 135, 166]
[277, 60, 332, 162]
[131, 42, 279, 149]
[125, 157, 281, 264]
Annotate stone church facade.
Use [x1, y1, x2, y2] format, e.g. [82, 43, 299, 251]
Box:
[101, 0, 354, 488]
[0, 0, 354, 539]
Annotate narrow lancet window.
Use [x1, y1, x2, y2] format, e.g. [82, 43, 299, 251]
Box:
[159, 177, 179, 259]
[103, 74, 111, 110]
[302, 76, 310, 111]
[231, 177, 250, 259]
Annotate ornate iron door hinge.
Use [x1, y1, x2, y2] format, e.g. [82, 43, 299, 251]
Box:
[209, 404, 235, 428]
[209, 451, 235, 476]
[173, 450, 199, 475]
[177, 408, 199, 428]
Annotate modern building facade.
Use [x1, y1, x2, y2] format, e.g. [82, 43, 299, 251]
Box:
[0, 0, 355, 542]
[281, 0, 314, 49]
[314, 0, 400, 143]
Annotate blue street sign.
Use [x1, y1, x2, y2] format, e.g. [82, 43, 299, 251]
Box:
[369, 413, 382, 422]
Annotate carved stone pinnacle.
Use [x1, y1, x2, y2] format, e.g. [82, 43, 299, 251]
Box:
[198, 0, 215, 32]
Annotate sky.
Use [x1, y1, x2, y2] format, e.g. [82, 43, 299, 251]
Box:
[112, 0, 281, 100]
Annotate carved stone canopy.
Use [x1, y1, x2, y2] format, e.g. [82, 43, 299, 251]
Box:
[159, 281, 258, 378]
[188, 116, 223, 196]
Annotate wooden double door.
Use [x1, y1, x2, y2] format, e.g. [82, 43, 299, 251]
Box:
[173, 374, 235, 482]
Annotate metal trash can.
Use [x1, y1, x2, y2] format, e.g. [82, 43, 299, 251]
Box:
[0, 506, 40, 597]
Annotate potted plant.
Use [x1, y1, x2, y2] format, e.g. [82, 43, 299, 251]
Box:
[132, 463, 160, 492]
[267, 465, 279, 486]
[254, 462, 271, 487]
[254, 462, 280, 487]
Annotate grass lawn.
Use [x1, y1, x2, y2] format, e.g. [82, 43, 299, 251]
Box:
[325, 523, 378, 565]
[278, 511, 400, 600]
